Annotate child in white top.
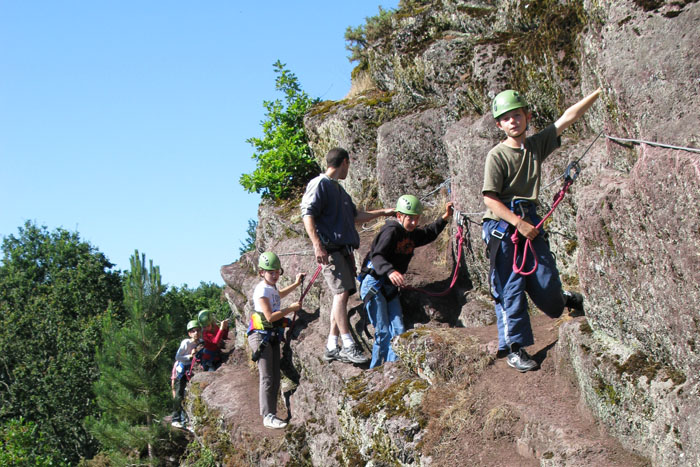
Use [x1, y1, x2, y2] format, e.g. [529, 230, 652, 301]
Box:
[248, 252, 303, 429]
[171, 319, 201, 427]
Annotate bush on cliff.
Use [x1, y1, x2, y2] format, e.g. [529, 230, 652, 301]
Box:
[240, 61, 320, 200]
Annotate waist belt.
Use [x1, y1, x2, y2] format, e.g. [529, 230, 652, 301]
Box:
[325, 244, 354, 255]
[510, 200, 536, 223]
[248, 328, 284, 343]
[361, 273, 400, 305]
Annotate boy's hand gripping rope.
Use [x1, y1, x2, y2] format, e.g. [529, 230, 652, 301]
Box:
[511, 161, 580, 276]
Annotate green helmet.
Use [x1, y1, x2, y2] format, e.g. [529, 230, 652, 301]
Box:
[492, 90, 528, 119]
[396, 195, 423, 216]
[187, 319, 200, 331]
[198, 309, 213, 327]
[258, 251, 281, 271]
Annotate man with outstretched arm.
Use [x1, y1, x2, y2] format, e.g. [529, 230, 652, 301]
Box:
[301, 147, 394, 364]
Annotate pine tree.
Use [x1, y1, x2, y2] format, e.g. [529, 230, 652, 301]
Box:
[86, 251, 173, 464]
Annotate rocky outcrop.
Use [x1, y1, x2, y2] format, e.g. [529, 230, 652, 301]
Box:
[195, 0, 700, 465]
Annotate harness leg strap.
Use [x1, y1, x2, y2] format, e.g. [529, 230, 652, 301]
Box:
[487, 219, 510, 299]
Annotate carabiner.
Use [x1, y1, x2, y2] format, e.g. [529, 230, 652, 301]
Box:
[564, 161, 581, 183]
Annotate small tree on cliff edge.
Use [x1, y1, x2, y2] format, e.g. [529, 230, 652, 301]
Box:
[240, 60, 320, 200]
[86, 251, 173, 464]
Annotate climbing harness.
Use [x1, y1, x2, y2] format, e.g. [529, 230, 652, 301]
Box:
[249, 328, 286, 362]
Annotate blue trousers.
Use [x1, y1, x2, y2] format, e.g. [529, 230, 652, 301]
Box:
[360, 275, 404, 369]
[483, 213, 566, 351]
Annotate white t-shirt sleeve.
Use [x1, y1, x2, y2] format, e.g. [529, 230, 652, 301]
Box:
[253, 281, 281, 312]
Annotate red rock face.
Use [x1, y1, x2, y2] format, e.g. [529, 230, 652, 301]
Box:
[209, 1, 700, 465]
[578, 145, 700, 372]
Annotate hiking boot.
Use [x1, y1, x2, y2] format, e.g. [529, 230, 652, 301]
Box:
[563, 290, 584, 316]
[506, 348, 538, 372]
[263, 413, 288, 429]
[323, 347, 349, 363]
[339, 344, 369, 364]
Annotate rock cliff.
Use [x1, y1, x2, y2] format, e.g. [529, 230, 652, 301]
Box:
[190, 1, 700, 465]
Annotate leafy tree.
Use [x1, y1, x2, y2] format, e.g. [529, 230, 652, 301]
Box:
[86, 251, 173, 464]
[163, 281, 228, 347]
[239, 60, 320, 200]
[0, 417, 65, 466]
[0, 221, 123, 463]
[238, 218, 258, 256]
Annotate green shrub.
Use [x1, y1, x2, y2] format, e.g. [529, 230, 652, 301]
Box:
[0, 417, 66, 466]
[240, 61, 319, 200]
[345, 6, 396, 70]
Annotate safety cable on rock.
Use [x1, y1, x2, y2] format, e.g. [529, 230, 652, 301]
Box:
[420, 177, 452, 202]
[455, 209, 486, 227]
[276, 250, 314, 257]
[361, 178, 454, 232]
[542, 130, 604, 191]
[518, 131, 699, 276]
[605, 134, 700, 154]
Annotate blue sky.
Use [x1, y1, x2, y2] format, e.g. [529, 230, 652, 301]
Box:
[0, 1, 398, 288]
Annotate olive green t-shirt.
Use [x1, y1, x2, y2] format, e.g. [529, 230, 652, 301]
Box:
[482, 124, 561, 221]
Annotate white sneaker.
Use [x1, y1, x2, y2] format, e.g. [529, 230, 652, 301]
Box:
[263, 413, 288, 429]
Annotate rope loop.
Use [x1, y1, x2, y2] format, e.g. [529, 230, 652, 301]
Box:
[510, 178, 574, 276]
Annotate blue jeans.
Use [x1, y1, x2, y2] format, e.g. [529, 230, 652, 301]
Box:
[483, 207, 566, 351]
[360, 274, 404, 369]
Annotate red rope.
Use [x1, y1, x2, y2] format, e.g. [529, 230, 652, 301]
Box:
[511, 179, 573, 276]
[300, 264, 322, 303]
[185, 354, 199, 381]
[290, 264, 323, 328]
[402, 225, 465, 297]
